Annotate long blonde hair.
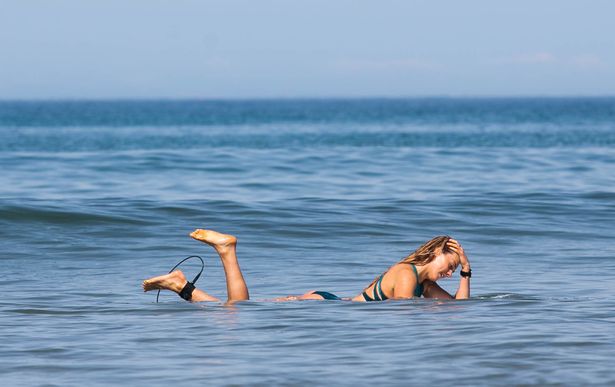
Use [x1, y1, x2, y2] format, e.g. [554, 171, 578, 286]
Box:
[364, 235, 453, 289]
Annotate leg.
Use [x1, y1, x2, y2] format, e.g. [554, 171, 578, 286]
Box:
[274, 290, 330, 301]
[190, 229, 250, 303]
[142, 270, 220, 302]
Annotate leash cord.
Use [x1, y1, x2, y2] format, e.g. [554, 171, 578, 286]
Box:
[156, 255, 205, 303]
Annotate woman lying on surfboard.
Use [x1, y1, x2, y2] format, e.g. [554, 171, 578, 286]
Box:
[142, 229, 471, 303]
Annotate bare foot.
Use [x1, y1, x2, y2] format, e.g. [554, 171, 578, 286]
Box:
[190, 229, 237, 253]
[142, 270, 188, 293]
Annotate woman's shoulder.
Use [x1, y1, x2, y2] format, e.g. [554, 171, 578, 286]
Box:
[387, 263, 419, 298]
[389, 262, 412, 273]
[387, 263, 416, 282]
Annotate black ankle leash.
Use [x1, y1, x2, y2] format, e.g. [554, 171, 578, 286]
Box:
[156, 255, 205, 303]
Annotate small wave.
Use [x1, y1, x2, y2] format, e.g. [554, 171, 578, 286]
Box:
[0, 204, 151, 226]
[474, 293, 597, 302]
[474, 293, 538, 300]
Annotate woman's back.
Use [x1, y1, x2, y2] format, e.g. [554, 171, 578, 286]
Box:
[352, 263, 422, 301]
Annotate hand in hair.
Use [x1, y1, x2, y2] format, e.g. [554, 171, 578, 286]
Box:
[447, 239, 470, 271]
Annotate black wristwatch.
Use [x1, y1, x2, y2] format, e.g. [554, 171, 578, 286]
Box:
[460, 268, 472, 278]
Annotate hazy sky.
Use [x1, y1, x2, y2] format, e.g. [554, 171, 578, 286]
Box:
[1, 0, 614, 99]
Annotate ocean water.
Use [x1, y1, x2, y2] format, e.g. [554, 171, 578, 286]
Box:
[1, 98, 614, 386]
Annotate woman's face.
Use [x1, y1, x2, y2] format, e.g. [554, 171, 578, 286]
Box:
[428, 252, 459, 281]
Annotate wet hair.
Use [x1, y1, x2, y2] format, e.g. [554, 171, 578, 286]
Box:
[363, 235, 455, 290]
[399, 235, 453, 266]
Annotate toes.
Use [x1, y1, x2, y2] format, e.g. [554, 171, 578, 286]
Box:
[190, 229, 206, 239]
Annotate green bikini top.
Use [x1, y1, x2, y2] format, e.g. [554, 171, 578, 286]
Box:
[362, 263, 423, 301]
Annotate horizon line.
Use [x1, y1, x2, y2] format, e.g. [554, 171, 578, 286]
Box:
[1, 94, 615, 103]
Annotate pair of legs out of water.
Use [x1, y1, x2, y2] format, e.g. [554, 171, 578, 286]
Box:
[142, 229, 326, 303]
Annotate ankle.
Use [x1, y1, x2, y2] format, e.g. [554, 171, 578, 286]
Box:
[178, 281, 196, 301]
[216, 245, 236, 256]
[172, 278, 188, 293]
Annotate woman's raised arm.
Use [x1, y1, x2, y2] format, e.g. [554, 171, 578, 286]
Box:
[448, 239, 470, 299]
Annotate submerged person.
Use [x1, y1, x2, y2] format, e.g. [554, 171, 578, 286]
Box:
[142, 229, 471, 303]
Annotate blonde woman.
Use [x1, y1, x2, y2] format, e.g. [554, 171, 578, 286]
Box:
[142, 229, 471, 303]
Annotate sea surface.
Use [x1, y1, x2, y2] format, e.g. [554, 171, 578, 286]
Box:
[1, 98, 614, 386]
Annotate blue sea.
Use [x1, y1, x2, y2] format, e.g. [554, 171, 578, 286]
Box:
[1, 98, 614, 386]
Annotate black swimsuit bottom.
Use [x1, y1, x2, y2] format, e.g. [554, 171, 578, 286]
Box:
[312, 291, 342, 300]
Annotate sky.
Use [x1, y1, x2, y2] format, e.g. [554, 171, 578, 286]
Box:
[1, 0, 614, 99]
